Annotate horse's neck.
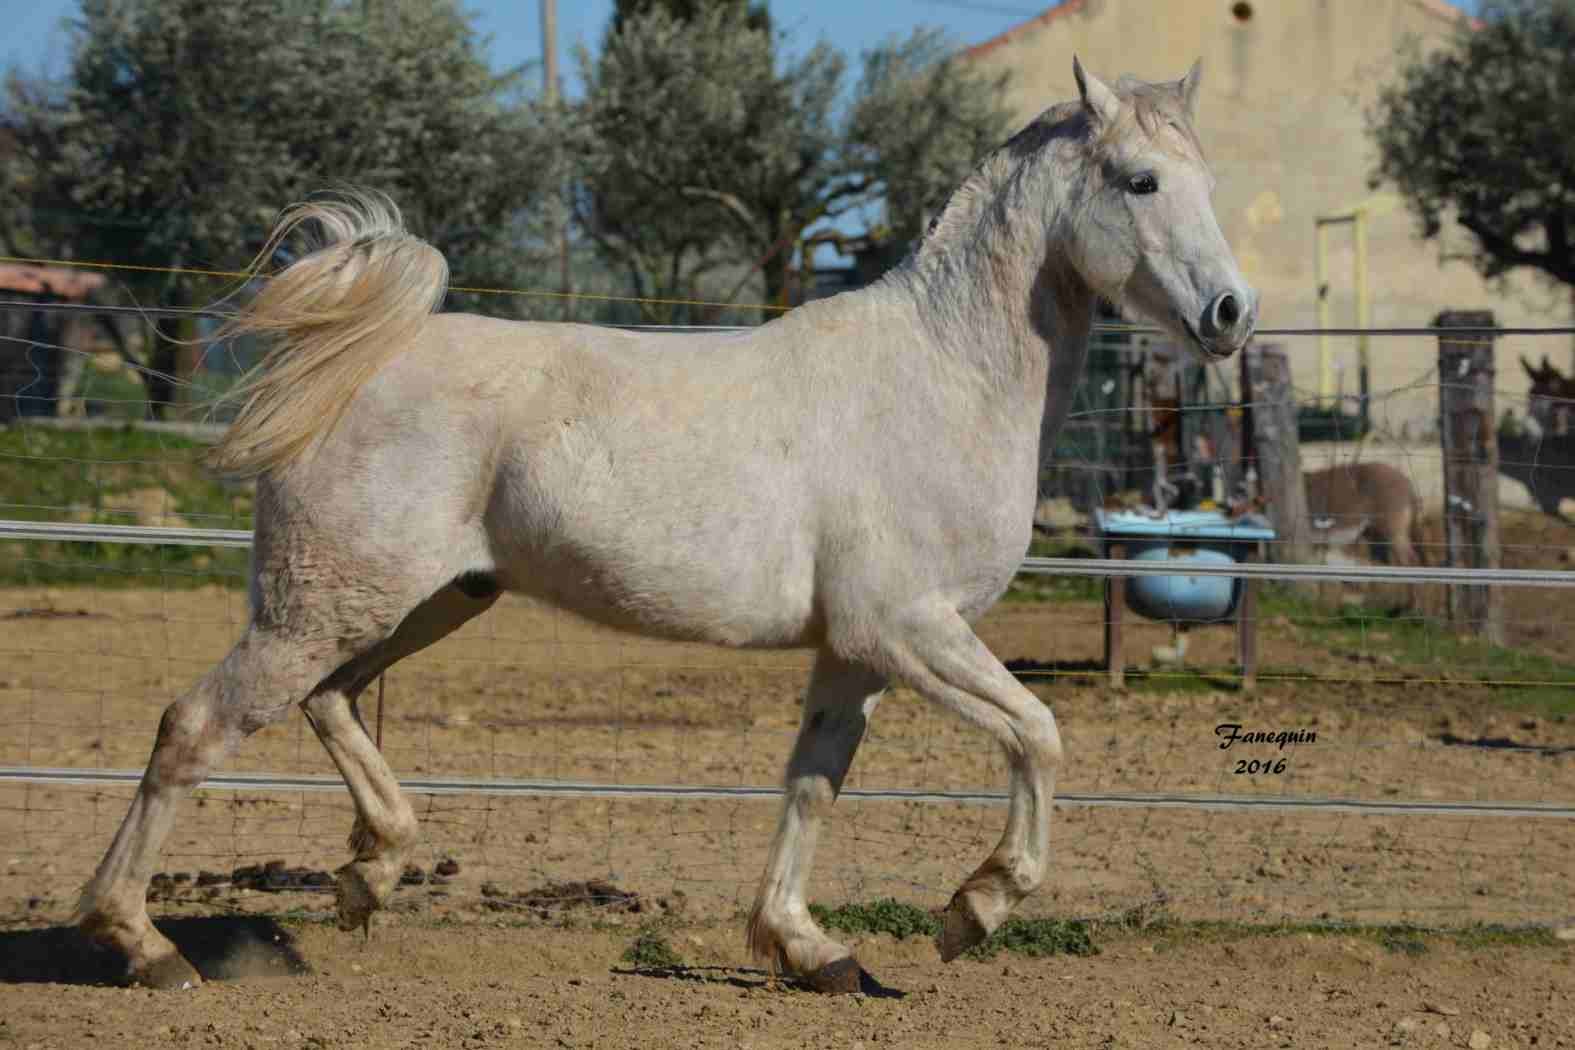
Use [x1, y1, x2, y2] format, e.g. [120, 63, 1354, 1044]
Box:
[881, 176, 1094, 448]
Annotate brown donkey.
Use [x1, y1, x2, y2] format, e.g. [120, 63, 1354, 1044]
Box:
[1303, 461, 1425, 568]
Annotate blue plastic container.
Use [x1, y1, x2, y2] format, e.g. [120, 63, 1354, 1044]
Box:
[1123, 546, 1242, 623]
[1092, 508, 1274, 625]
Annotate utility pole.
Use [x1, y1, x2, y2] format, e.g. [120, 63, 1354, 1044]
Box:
[541, 0, 572, 319]
[540, 0, 557, 100]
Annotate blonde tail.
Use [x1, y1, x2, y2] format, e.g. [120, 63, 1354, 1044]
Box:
[205, 189, 448, 477]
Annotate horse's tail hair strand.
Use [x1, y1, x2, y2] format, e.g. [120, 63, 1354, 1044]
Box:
[205, 189, 448, 478]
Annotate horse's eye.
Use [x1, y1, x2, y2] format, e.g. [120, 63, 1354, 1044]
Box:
[1127, 173, 1159, 195]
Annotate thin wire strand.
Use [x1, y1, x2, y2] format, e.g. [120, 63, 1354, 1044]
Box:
[5, 295, 1572, 339]
[4, 255, 1574, 336]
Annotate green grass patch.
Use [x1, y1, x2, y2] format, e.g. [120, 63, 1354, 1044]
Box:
[1261, 587, 1575, 719]
[1144, 917, 1561, 954]
[808, 899, 1098, 960]
[809, 899, 940, 940]
[1379, 931, 1429, 956]
[1004, 573, 1102, 604]
[1004, 535, 1103, 604]
[966, 917, 1098, 959]
[0, 425, 252, 588]
[621, 924, 684, 970]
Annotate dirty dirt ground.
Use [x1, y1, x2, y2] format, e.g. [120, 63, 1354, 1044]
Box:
[0, 919, 1571, 1050]
[2, 510, 1574, 1043]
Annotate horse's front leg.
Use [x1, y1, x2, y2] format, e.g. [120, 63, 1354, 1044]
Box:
[879, 602, 1063, 960]
[746, 651, 886, 993]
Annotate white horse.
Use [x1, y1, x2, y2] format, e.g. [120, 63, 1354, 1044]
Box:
[77, 58, 1254, 992]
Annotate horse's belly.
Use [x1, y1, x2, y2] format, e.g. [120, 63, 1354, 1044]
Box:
[501, 543, 819, 648]
[489, 468, 819, 648]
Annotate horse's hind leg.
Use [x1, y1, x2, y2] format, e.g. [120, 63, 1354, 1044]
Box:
[301, 580, 498, 934]
[75, 629, 339, 987]
[746, 651, 886, 992]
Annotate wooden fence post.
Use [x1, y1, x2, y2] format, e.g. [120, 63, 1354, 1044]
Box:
[1244, 342, 1311, 566]
[1436, 310, 1504, 645]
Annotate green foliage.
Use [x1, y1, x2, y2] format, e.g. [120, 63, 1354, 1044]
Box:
[845, 27, 1014, 245]
[571, 4, 846, 321]
[809, 898, 940, 940]
[571, 11, 1014, 321]
[0, 426, 249, 587]
[1368, 0, 1575, 287]
[965, 917, 1099, 960]
[612, 0, 770, 35]
[621, 925, 684, 969]
[2, 0, 563, 317]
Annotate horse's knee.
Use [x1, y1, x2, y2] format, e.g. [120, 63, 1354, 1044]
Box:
[148, 690, 229, 788]
[1012, 704, 1063, 770]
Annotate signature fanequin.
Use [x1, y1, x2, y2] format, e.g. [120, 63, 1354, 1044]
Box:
[1215, 723, 1317, 775]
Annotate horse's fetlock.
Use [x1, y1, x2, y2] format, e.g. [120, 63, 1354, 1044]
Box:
[384, 809, 420, 852]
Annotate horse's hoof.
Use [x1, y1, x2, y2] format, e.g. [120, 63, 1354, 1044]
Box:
[334, 862, 381, 933]
[131, 951, 202, 990]
[937, 896, 989, 962]
[804, 956, 865, 994]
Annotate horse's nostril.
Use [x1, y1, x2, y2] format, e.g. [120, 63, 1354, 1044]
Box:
[1216, 293, 1240, 327]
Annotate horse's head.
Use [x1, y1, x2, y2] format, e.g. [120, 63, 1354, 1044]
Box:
[1058, 58, 1256, 360]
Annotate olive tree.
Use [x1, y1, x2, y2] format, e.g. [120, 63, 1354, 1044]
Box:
[1369, 0, 1575, 291]
[3, 0, 562, 413]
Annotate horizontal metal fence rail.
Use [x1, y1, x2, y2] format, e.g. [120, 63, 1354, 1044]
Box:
[4, 767, 1571, 819]
[5, 517, 1575, 587]
[1019, 555, 1575, 588]
[0, 519, 252, 548]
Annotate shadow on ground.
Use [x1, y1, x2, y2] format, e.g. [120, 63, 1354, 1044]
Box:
[611, 963, 905, 999]
[0, 916, 310, 986]
[1436, 733, 1575, 756]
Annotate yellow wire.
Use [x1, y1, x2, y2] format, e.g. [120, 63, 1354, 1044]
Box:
[0, 253, 794, 313]
[1, 254, 253, 281]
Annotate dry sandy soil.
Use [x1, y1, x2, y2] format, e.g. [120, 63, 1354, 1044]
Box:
[0, 919, 1571, 1050]
[2, 515, 1574, 1042]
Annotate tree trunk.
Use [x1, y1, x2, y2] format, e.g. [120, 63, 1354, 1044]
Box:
[146, 309, 199, 421]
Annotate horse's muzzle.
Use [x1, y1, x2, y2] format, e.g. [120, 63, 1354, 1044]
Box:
[1196, 288, 1256, 356]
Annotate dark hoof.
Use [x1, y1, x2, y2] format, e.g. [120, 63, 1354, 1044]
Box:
[132, 952, 202, 990]
[937, 896, 988, 962]
[804, 956, 865, 994]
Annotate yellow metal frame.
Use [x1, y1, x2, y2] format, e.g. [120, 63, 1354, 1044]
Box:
[1313, 193, 1397, 408]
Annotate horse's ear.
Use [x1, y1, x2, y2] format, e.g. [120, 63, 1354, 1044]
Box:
[1178, 59, 1203, 120]
[1524, 356, 1541, 381]
[1073, 56, 1122, 127]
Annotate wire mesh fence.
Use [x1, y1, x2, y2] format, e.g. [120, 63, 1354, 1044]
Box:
[1, 298, 1573, 935]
